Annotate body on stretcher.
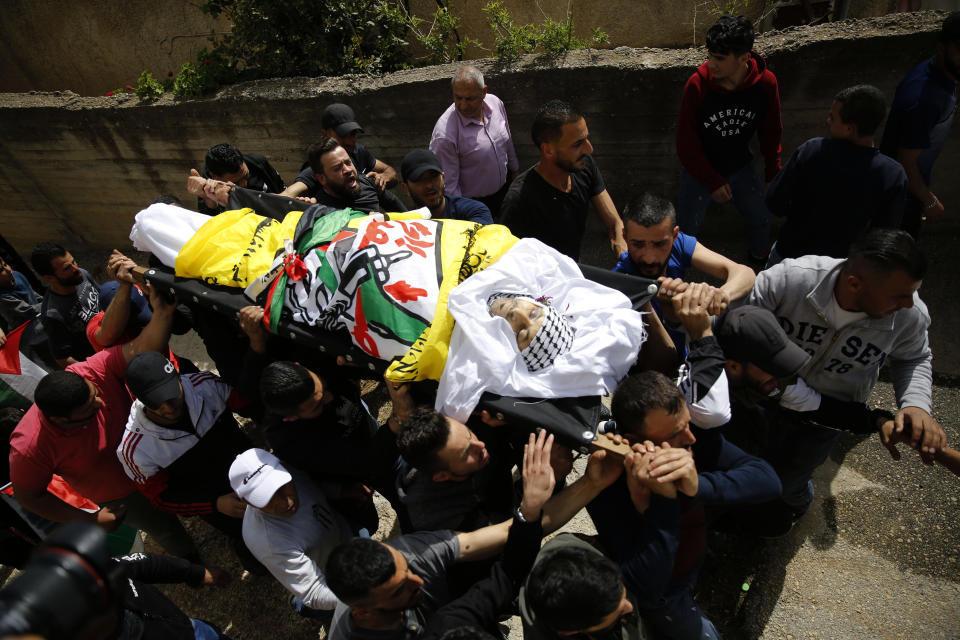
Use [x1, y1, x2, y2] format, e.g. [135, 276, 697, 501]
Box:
[129, 188, 660, 449]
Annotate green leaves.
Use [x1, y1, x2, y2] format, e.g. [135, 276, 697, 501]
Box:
[481, 2, 607, 62]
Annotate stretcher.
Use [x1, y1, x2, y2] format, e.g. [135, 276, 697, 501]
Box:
[134, 188, 659, 450]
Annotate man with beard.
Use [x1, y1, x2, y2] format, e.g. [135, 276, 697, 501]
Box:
[500, 100, 626, 261]
[283, 102, 398, 198]
[30, 243, 151, 367]
[880, 11, 960, 238]
[400, 149, 493, 224]
[614, 193, 755, 360]
[733, 229, 946, 534]
[304, 137, 406, 213]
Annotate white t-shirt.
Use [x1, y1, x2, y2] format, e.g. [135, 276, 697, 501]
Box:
[241, 469, 353, 610]
[825, 293, 869, 331]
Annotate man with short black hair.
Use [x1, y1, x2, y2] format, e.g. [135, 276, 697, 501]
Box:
[766, 85, 907, 265]
[615, 192, 755, 359]
[8, 284, 199, 559]
[519, 537, 643, 639]
[588, 285, 781, 640]
[30, 242, 100, 365]
[283, 103, 398, 198]
[194, 142, 286, 215]
[400, 149, 493, 224]
[880, 11, 960, 237]
[325, 430, 622, 640]
[676, 14, 782, 265]
[30, 245, 150, 368]
[257, 360, 406, 532]
[500, 99, 626, 261]
[742, 227, 945, 531]
[394, 407, 514, 532]
[430, 66, 519, 218]
[300, 137, 406, 213]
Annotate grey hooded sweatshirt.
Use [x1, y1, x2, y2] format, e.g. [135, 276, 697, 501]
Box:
[744, 255, 932, 412]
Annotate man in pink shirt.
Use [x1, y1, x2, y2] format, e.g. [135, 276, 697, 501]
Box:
[8, 278, 198, 559]
[430, 65, 519, 218]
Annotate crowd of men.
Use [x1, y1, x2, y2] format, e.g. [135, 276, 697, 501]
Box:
[1, 11, 959, 640]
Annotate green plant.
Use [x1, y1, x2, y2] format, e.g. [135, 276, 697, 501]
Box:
[135, 71, 164, 100]
[173, 62, 204, 98]
[199, 0, 414, 79]
[481, 2, 608, 62]
[408, 5, 480, 65]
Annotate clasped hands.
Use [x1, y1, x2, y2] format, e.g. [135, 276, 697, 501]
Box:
[601, 433, 698, 513]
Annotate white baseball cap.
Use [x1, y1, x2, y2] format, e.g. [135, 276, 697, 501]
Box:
[229, 448, 292, 508]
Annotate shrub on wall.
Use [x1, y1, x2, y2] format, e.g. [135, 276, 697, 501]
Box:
[200, 0, 413, 78]
[119, 1, 611, 99]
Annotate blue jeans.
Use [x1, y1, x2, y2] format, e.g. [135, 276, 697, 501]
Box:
[678, 165, 771, 258]
[763, 413, 843, 510]
[191, 618, 230, 640]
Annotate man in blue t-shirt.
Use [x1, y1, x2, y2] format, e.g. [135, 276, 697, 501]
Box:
[400, 149, 493, 224]
[879, 11, 960, 238]
[613, 193, 755, 359]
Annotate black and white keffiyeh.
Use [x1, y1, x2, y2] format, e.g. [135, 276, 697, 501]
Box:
[487, 292, 575, 372]
[519, 304, 575, 372]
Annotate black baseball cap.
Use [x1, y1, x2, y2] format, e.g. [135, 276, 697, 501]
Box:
[125, 351, 181, 409]
[714, 306, 809, 378]
[401, 149, 445, 182]
[321, 103, 363, 137]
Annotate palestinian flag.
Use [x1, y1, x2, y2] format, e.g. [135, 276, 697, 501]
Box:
[0, 321, 50, 407]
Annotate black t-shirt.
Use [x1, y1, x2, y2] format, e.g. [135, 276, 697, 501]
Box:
[500, 155, 605, 260]
[40, 269, 100, 360]
[198, 152, 286, 215]
[294, 143, 379, 194]
[313, 175, 406, 213]
[263, 379, 388, 486]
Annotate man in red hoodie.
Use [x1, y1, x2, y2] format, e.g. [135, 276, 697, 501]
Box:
[676, 14, 782, 266]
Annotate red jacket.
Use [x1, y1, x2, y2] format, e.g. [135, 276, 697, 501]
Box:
[676, 52, 782, 192]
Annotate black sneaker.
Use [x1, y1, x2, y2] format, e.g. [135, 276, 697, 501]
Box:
[755, 500, 809, 539]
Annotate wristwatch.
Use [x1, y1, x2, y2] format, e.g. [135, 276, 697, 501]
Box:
[515, 506, 543, 524]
